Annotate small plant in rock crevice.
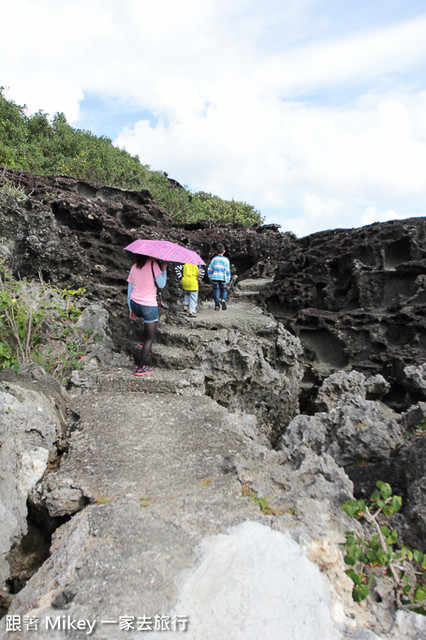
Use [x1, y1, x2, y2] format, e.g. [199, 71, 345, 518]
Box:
[0, 170, 29, 200]
[241, 483, 278, 516]
[140, 497, 154, 508]
[0, 262, 95, 382]
[342, 481, 426, 615]
[402, 417, 426, 440]
[96, 496, 113, 505]
[198, 477, 214, 486]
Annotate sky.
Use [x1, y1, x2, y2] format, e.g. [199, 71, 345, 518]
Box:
[1, 0, 426, 237]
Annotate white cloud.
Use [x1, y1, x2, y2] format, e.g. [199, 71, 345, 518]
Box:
[7, 75, 84, 122]
[115, 90, 426, 233]
[360, 206, 410, 227]
[1, 1, 426, 236]
[256, 15, 426, 96]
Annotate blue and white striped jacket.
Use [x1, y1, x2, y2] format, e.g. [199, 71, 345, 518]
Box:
[207, 255, 231, 283]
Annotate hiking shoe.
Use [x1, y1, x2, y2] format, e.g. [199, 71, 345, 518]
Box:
[188, 312, 197, 318]
[138, 342, 144, 349]
[214, 306, 220, 311]
[220, 299, 227, 310]
[135, 365, 153, 376]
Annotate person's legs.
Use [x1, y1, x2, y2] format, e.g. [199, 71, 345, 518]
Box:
[137, 320, 157, 368]
[212, 282, 220, 309]
[130, 302, 158, 373]
[219, 282, 228, 310]
[188, 291, 198, 314]
[183, 291, 190, 311]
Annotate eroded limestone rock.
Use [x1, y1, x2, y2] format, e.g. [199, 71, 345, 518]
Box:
[279, 370, 425, 550]
[0, 366, 69, 592]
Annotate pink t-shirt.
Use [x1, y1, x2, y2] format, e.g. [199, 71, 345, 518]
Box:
[127, 259, 162, 306]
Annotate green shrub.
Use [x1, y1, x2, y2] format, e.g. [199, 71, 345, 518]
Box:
[342, 481, 426, 614]
[0, 262, 94, 382]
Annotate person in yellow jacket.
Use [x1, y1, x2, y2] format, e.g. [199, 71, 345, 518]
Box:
[175, 263, 205, 318]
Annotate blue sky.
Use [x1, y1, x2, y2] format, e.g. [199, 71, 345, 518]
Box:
[2, 0, 426, 237]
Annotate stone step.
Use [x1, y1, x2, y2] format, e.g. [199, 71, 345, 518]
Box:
[69, 365, 205, 396]
[150, 343, 195, 369]
[160, 301, 277, 335]
[232, 289, 261, 300]
[235, 278, 274, 292]
[156, 321, 217, 348]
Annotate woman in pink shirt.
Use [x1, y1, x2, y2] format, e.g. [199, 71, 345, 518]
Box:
[127, 254, 168, 376]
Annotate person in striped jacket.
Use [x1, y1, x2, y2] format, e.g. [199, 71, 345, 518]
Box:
[207, 244, 231, 311]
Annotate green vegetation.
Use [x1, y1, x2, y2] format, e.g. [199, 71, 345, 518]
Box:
[96, 496, 113, 505]
[403, 417, 426, 440]
[0, 261, 95, 382]
[198, 477, 214, 486]
[342, 481, 426, 614]
[241, 483, 278, 515]
[0, 87, 263, 226]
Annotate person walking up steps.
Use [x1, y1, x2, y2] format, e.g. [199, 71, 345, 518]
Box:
[207, 244, 231, 311]
[175, 262, 205, 317]
[127, 254, 167, 376]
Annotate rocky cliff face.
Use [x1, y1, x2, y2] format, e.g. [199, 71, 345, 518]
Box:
[258, 218, 426, 413]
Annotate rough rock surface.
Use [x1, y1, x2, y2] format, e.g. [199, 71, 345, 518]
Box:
[159, 302, 304, 443]
[394, 431, 426, 550]
[280, 369, 426, 550]
[0, 366, 69, 612]
[281, 397, 403, 466]
[258, 218, 426, 410]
